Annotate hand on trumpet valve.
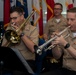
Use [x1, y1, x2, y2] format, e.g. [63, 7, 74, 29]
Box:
[52, 34, 67, 46]
[51, 30, 59, 38]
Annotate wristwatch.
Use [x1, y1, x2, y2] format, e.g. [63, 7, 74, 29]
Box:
[20, 32, 25, 37]
[64, 43, 70, 49]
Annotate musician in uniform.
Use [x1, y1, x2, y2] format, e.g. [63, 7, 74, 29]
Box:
[42, 3, 68, 71]
[43, 3, 67, 41]
[1, 6, 39, 75]
[41, 7, 76, 75]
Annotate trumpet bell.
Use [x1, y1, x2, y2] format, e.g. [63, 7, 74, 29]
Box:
[5, 30, 21, 45]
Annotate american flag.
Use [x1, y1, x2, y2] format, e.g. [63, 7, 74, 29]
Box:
[16, 0, 28, 18]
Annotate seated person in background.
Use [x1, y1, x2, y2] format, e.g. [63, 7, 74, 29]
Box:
[43, 3, 67, 63]
[34, 3, 68, 73]
[43, 3, 67, 41]
[1, 6, 39, 74]
[41, 7, 76, 75]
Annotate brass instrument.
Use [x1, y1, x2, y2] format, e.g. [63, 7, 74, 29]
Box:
[45, 33, 70, 51]
[5, 10, 36, 46]
[35, 26, 70, 55]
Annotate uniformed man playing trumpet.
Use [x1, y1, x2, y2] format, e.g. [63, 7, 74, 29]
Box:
[41, 7, 76, 75]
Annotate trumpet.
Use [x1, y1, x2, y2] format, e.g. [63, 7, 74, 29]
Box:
[45, 33, 70, 51]
[35, 26, 70, 55]
[4, 10, 36, 46]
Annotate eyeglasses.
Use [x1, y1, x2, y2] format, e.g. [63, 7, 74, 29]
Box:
[54, 8, 62, 10]
[10, 15, 20, 20]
